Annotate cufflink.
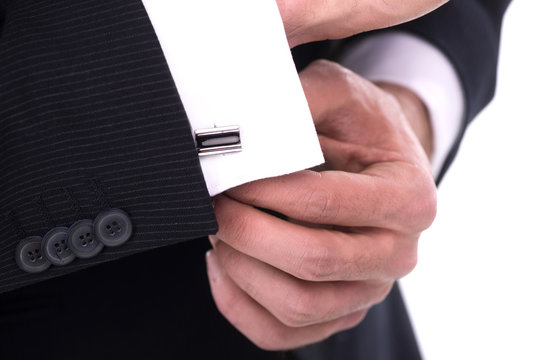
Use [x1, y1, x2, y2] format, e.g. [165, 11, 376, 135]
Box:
[195, 126, 241, 156]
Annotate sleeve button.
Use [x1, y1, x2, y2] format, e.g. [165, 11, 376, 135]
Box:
[15, 236, 51, 273]
[93, 208, 132, 247]
[42, 227, 76, 266]
[67, 219, 104, 259]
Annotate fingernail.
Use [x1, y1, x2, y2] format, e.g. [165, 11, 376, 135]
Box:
[208, 235, 219, 248]
[205, 250, 221, 281]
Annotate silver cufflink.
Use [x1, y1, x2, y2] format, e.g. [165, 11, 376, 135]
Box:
[195, 125, 242, 156]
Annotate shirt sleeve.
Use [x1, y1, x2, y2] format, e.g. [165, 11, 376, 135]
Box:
[337, 31, 465, 179]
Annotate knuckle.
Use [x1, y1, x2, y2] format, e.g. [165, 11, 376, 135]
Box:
[310, 59, 343, 75]
[361, 231, 418, 279]
[299, 186, 340, 224]
[307, 59, 356, 87]
[351, 235, 392, 279]
[297, 244, 341, 281]
[280, 289, 318, 327]
[310, 58, 334, 69]
[398, 169, 437, 232]
[387, 236, 419, 278]
[415, 176, 438, 227]
[223, 210, 254, 247]
[396, 245, 419, 277]
[351, 253, 378, 280]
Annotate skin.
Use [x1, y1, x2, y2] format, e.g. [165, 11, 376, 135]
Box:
[276, 0, 449, 47]
[206, 60, 437, 350]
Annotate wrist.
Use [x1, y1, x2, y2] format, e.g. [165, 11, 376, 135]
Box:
[376, 82, 433, 159]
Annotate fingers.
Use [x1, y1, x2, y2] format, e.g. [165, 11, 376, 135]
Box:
[206, 249, 368, 350]
[212, 240, 392, 327]
[227, 60, 437, 234]
[214, 194, 419, 282]
[277, 0, 448, 47]
[226, 169, 436, 234]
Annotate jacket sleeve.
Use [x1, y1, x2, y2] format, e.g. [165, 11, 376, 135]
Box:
[395, 0, 512, 182]
[0, 0, 217, 293]
[293, 0, 512, 183]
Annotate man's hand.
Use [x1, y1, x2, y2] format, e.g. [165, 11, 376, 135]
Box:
[206, 60, 437, 350]
[277, 0, 448, 47]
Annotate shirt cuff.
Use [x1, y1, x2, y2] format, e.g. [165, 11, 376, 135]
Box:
[141, 0, 323, 196]
[338, 31, 465, 179]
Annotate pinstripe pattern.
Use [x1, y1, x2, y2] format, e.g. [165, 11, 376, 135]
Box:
[0, 1, 511, 359]
[0, 0, 217, 293]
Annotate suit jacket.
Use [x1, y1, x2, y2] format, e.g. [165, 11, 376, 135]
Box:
[0, 0, 511, 359]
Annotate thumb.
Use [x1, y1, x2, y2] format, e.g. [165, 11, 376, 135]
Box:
[276, 0, 448, 47]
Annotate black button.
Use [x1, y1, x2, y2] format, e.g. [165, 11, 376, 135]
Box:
[67, 219, 104, 259]
[93, 208, 132, 247]
[15, 236, 51, 273]
[42, 227, 76, 266]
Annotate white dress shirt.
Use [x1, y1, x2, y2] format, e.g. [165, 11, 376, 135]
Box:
[142, 1, 463, 193]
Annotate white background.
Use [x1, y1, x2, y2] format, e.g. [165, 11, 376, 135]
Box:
[401, 2, 541, 359]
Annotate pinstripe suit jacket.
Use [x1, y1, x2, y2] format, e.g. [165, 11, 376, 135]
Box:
[0, 0, 510, 359]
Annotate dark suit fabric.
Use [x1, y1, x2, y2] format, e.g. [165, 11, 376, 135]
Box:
[0, 0, 510, 359]
[0, 0, 216, 292]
